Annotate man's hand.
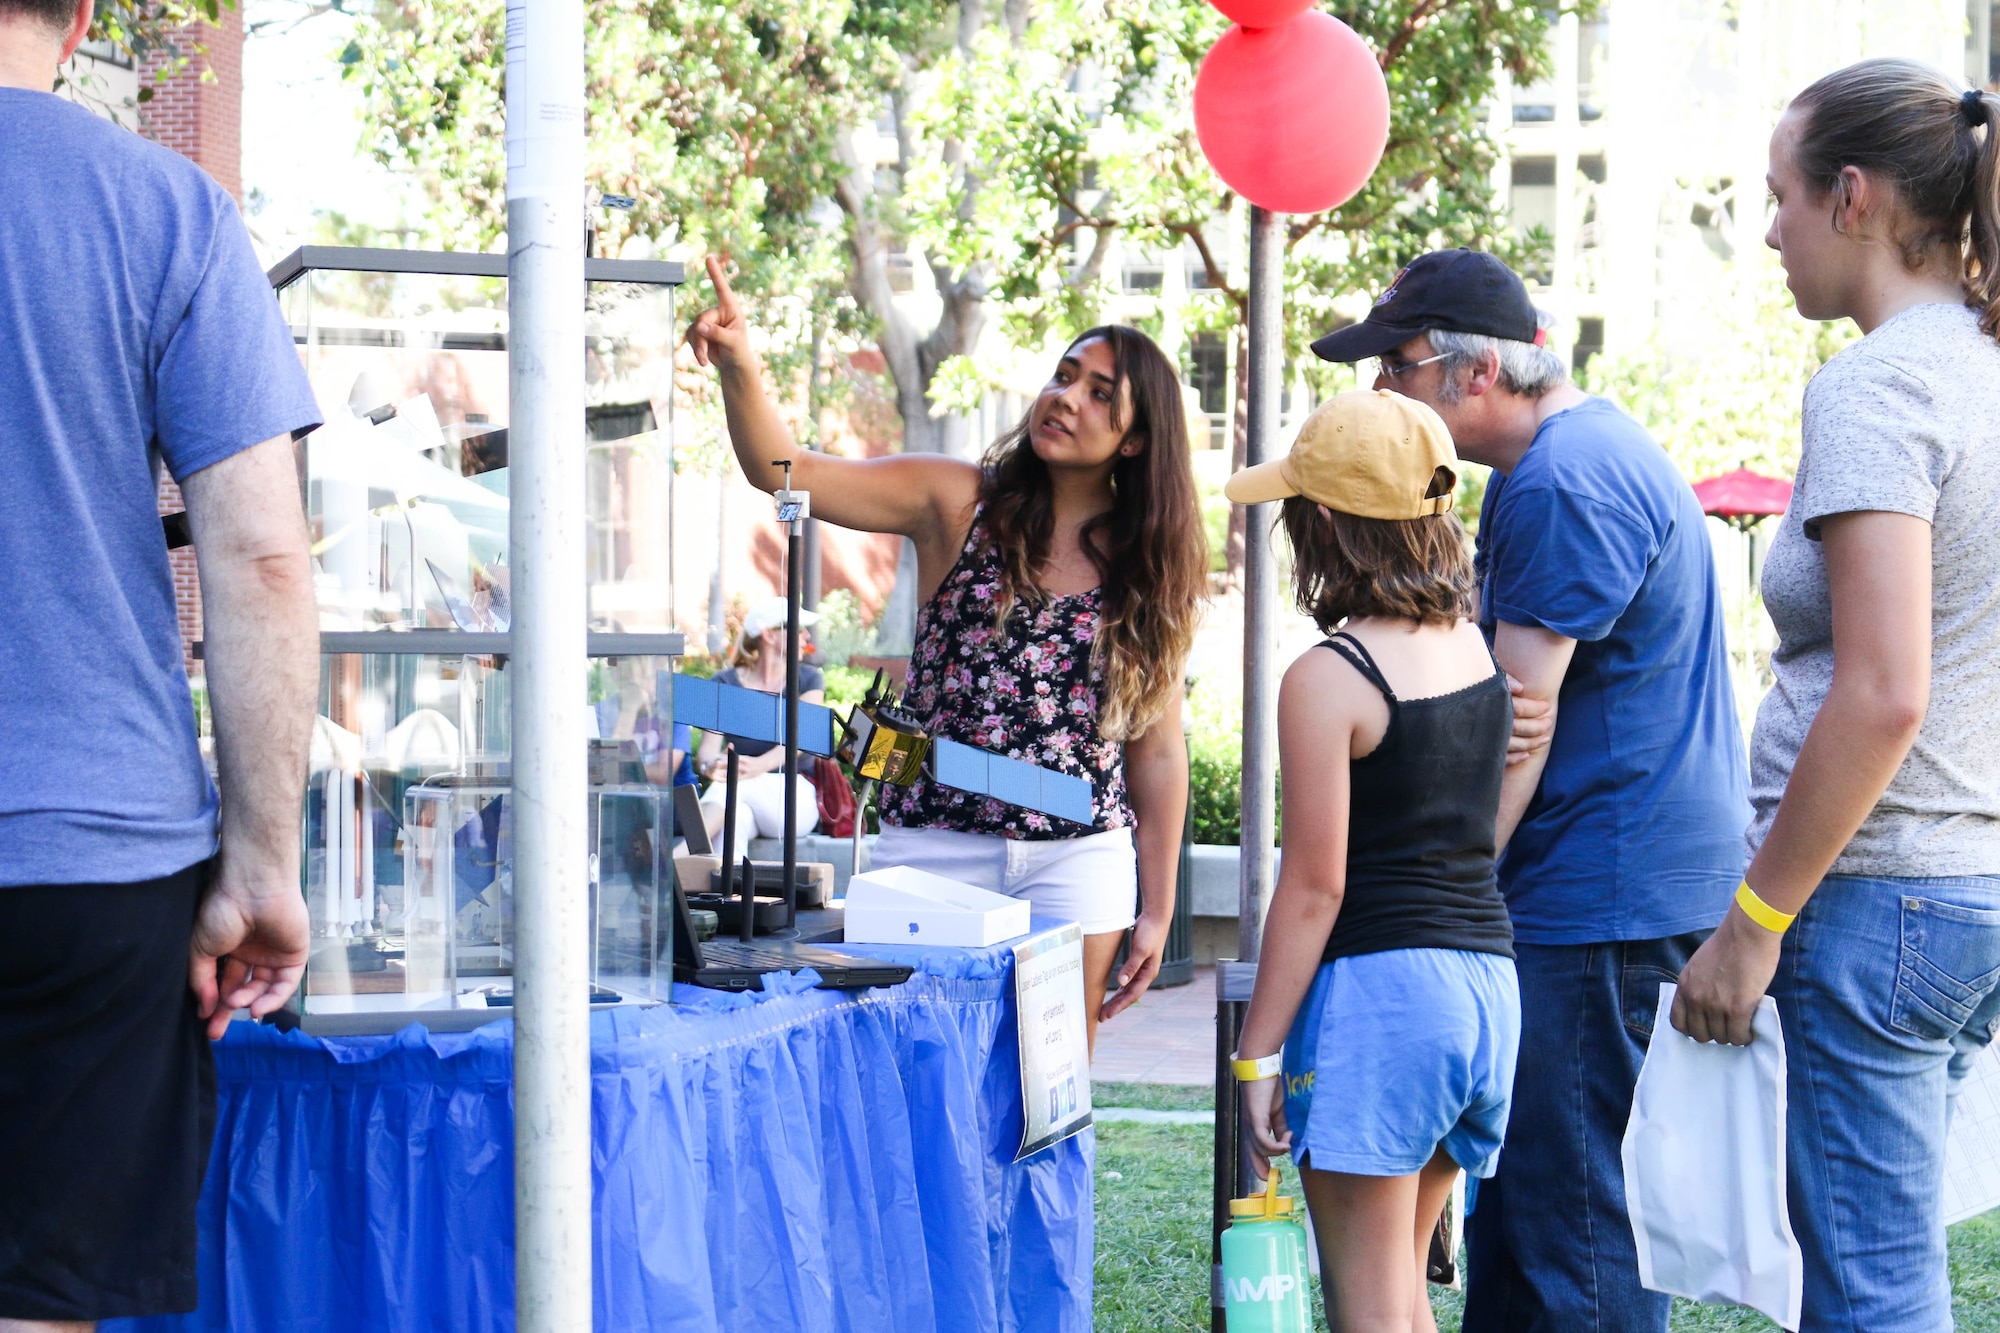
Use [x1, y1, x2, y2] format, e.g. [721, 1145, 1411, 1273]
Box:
[1100, 911, 1169, 1021]
[1506, 674, 1554, 767]
[189, 858, 309, 1040]
[180, 435, 317, 1039]
[1241, 1074, 1292, 1179]
[685, 255, 753, 372]
[1671, 908, 1784, 1046]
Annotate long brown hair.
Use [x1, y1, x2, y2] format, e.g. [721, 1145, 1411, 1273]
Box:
[1280, 500, 1474, 632]
[1790, 58, 2000, 338]
[977, 326, 1206, 741]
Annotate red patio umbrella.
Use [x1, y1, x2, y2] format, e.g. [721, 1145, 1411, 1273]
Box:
[1693, 467, 1793, 531]
[1693, 466, 1792, 592]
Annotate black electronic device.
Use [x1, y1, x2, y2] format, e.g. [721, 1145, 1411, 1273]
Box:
[687, 891, 788, 935]
[667, 864, 910, 992]
[672, 784, 712, 856]
[706, 862, 816, 897]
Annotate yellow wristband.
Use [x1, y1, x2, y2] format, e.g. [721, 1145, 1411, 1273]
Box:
[1231, 1051, 1282, 1082]
[1735, 881, 1797, 934]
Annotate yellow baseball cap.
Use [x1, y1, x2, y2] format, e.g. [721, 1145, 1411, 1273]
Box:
[1223, 389, 1458, 520]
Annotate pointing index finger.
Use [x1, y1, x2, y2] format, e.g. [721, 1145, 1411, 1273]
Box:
[705, 254, 739, 321]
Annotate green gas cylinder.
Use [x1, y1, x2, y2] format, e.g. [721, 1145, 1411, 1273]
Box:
[1220, 1167, 1312, 1332]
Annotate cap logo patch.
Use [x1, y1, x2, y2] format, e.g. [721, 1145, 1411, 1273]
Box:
[1373, 266, 1411, 307]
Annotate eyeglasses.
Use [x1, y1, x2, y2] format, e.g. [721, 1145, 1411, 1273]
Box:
[1374, 352, 1449, 380]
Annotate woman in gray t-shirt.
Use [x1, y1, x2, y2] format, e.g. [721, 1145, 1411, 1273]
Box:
[1673, 59, 2000, 1328]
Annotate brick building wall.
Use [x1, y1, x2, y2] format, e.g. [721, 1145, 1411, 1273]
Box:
[138, 10, 244, 203]
[140, 12, 245, 671]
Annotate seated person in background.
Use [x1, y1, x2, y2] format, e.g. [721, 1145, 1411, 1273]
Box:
[696, 596, 824, 842]
[639, 708, 697, 790]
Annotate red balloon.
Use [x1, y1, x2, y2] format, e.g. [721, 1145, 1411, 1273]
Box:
[1208, 0, 1314, 28]
[1193, 12, 1390, 216]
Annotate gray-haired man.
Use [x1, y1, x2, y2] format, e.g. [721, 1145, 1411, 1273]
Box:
[1314, 250, 1750, 1332]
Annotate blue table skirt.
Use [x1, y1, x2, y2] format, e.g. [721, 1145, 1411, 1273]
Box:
[106, 928, 1093, 1333]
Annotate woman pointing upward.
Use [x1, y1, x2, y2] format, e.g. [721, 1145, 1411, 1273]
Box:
[687, 257, 1206, 1046]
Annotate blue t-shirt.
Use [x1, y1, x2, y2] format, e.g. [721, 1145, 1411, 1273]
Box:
[670, 723, 697, 787]
[0, 91, 321, 887]
[1476, 397, 1748, 944]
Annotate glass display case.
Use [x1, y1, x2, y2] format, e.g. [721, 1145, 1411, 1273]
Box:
[271, 246, 684, 636]
[270, 247, 689, 1033]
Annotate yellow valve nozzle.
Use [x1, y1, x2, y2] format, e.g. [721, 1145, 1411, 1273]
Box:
[1228, 1167, 1296, 1218]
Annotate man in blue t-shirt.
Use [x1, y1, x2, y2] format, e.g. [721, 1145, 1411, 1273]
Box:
[1, 1, 323, 1323]
[1314, 250, 1749, 1333]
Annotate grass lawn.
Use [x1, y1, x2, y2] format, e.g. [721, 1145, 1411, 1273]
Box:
[1093, 1117, 2000, 1332]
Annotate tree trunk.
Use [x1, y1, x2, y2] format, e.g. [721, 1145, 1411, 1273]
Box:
[835, 10, 996, 647]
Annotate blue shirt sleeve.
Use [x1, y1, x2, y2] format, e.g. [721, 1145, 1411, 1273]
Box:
[153, 189, 320, 481]
[1485, 483, 1657, 642]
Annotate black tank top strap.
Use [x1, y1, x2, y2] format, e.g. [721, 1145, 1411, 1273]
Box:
[1321, 632, 1398, 704]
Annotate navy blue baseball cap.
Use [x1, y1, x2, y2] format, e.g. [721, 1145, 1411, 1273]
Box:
[1310, 250, 1545, 363]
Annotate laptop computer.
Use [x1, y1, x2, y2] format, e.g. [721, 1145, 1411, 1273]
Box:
[668, 866, 911, 991]
[666, 782, 911, 992]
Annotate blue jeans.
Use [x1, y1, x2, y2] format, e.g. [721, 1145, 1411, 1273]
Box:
[1772, 874, 2000, 1332]
[1462, 933, 1705, 1333]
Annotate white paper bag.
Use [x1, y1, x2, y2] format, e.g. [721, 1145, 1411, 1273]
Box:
[1622, 982, 1804, 1330]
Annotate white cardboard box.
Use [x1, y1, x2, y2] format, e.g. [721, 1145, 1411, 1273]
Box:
[843, 865, 1031, 948]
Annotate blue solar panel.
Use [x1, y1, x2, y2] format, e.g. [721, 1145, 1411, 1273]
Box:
[797, 704, 837, 758]
[670, 676, 838, 758]
[717, 684, 780, 744]
[1038, 770, 1096, 825]
[933, 738, 987, 793]
[988, 755, 1040, 810]
[671, 674, 720, 732]
[929, 738, 1092, 825]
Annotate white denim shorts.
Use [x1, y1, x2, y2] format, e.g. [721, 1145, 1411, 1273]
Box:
[699, 772, 818, 840]
[869, 825, 1138, 935]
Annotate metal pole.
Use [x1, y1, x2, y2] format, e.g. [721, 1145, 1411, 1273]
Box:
[505, 0, 589, 1327]
[1214, 204, 1283, 1333]
[783, 516, 802, 930]
[1238, 205, 1283, 964]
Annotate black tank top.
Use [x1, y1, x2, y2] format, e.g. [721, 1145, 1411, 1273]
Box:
[1317, 632, 1515, 963]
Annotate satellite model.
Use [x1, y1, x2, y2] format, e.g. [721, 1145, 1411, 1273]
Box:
[670, 465, 1096, 932]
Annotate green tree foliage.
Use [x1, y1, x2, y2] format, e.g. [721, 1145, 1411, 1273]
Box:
[344, 0, 1576, 457]
[340, 0, 923, 372]
[916, 0, 1581, 368]
[61, 0, 239, 115]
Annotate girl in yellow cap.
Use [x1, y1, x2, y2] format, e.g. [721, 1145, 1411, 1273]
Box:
[1227, 390, 1520, 1330]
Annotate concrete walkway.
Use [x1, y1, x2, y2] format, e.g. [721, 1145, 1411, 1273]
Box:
[1090, 965, 1216, 1086]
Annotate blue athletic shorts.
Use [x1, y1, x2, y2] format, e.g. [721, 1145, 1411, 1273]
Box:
[1282, 947, 1520, 1179]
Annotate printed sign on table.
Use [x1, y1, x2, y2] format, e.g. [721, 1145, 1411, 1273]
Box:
[1014, 922, 1093, 1160]
[1945, 1039, 2000, 1224]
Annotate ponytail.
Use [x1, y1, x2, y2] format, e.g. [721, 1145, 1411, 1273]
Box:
[1967, 88, 2000, 338]
[1791, 59, 2000, 341]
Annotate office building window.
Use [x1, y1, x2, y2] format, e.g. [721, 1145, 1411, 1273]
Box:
[1510, 157, 1558, 240]
[1187, 333, 1228, 417]
[1572, 317, 1605, 375]
[1122, 260, 1163, 293]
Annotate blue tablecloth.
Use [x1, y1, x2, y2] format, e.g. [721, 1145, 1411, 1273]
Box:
[106, 927, 1093, 1333]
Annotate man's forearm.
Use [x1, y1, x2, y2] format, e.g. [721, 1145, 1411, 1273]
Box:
[1494, 738, 1551, 853]
[183, 439, 318, 875]
[1489, 621, 1577, 855]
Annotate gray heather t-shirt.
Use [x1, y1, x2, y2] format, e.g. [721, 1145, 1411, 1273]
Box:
[1749, 302, 2000, 875]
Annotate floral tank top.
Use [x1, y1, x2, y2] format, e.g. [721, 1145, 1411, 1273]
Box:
[879, 520, 1134, 839]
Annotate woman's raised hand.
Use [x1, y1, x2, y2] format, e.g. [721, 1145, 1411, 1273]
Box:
[685, 255, 752, 371]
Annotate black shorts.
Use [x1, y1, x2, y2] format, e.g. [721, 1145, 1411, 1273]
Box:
[0, 862, 216, 1321]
